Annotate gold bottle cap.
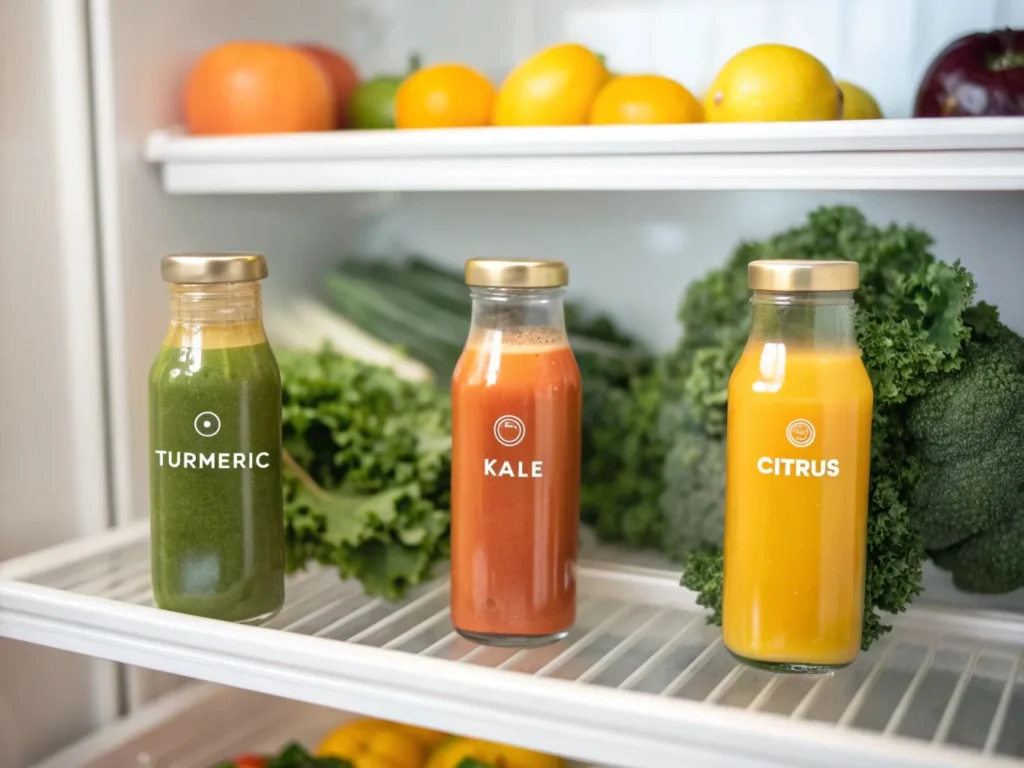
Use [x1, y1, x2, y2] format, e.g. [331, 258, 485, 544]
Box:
[748, 260, 859, 292]
[161, 253, 269, 284]
[464, 259, 569, 288]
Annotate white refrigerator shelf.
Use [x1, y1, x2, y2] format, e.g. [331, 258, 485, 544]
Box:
[3, 522, 1024, 768]
[145, 118, 1024, 194]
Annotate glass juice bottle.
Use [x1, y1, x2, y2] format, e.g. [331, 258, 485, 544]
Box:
[450, 259, 582, 647]
[149, 253, 285, 623]
[722, 260, 873, 672]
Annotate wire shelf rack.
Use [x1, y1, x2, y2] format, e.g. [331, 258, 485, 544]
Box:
[3, 522, 1024, 768]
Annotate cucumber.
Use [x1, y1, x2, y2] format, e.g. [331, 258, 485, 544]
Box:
[339, 258, 471, 317]
[326, 274, 465, 376]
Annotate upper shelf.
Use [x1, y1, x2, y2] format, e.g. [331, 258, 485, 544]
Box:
[3, 523, 1024, 768]
[145, 118, 1024, 194]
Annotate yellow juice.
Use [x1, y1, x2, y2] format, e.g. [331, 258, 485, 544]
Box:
[723, 342, 873, 669]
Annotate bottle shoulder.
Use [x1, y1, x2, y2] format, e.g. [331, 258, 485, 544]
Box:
[728, 343, 872, 400]
[453, 342, 580, 389]
[150, 339, 279, 387]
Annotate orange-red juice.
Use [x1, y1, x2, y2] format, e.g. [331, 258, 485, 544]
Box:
[451, 330, 581, 642]
[723, 343, 873, 669]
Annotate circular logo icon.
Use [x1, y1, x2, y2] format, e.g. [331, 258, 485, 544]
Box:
[194, 411, 221, 438]
[786, 418, 815, 448]
[493, 415, 526, 448]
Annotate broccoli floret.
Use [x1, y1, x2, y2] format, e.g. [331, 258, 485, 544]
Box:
[907, 324, 1024, 551]
[932, 514, 1024, 594]
[580, 369, 667, 549]
[659, 428, 726, 560]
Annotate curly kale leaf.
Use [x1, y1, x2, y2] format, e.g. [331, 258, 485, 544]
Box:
[280, 347, 452, 599]
[680, 549, 724, 625]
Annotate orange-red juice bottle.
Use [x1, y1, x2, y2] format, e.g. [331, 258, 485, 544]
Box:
[451, 259, 581, 647]
[723, 260, 873, 673]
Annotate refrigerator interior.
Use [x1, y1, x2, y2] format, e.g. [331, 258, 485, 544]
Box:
[2, 0, 1024, 765]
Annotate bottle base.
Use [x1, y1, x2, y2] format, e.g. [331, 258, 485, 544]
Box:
[153, 600, 281, 626]
[727, 648, 853, 675]
[235, 607, 281, 626]
[456, 628, 569, 648]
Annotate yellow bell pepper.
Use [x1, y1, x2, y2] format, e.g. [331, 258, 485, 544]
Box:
[317, 718, 427, 768]
[425, 737, 565, 768]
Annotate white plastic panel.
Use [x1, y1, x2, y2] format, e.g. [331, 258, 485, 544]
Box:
[146, 120, 1024, 194]
[0, 0, 116, 764]
[4, 525, 1024, 768]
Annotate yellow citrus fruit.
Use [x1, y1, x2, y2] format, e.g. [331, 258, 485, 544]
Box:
[589, 75, 703, 125]
[395, 64, 495, 129]
[425, 737, 565, 768]
[317, 718, 426, 768]
[395, 724, 449, 750]
[494, 43, 609, 126]
[837, 80, 883, 120]
[703, 43, 840, 122]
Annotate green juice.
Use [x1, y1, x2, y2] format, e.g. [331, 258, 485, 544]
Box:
[149, 338, 285, 622]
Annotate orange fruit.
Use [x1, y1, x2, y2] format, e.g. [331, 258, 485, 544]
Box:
[296, 43, 361, 128]
[494, 43, 609, 126]
[395, 64, 495, 129]
[590, 75, 703, 124]
[183, 41, 335, 135]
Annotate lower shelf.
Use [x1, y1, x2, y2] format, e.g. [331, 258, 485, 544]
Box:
[3, 522, 1024, 768]
[30, 684, 344, 768]
[31, 682, 598, 768]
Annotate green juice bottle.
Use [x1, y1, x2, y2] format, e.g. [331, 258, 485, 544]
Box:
[149, 253, 285, 623]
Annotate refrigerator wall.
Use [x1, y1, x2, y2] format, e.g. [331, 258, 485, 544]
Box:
[0, 1, 115, 766]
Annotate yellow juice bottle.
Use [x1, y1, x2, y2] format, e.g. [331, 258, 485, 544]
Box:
[722, 260, 873, 673]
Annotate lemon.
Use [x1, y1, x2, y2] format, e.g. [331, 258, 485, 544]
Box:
[703, 43, 840, 122]
[837, 80, 883, 120]
[494, 43, 609, 126]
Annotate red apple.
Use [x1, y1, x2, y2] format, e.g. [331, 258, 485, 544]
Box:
[914, 28, 1024, 117]
[296, 44, 361, 128]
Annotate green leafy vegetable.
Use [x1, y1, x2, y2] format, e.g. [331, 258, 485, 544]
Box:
[280, 348, 451, 600]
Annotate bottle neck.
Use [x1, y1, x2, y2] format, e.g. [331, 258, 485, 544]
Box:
[468, 287, 567, 339]
[165, 282, 266, 348]
[748, 290, 858, 349]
